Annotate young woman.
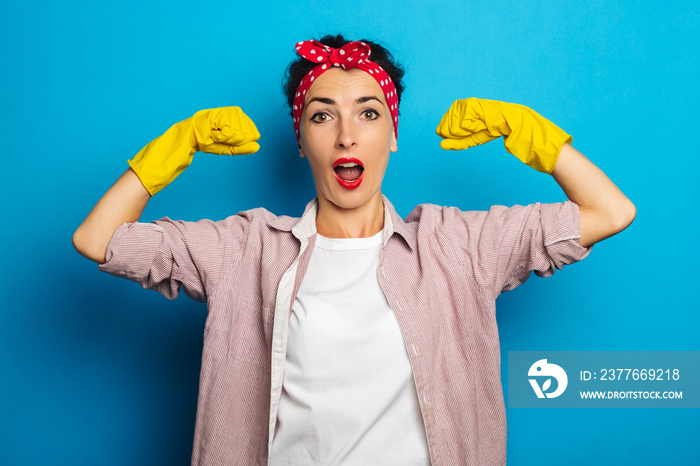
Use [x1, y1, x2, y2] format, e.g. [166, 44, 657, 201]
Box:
[73, 34, 635, 465]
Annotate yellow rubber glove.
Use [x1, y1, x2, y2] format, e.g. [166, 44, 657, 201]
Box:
[436, 98, 572, 174]
[128, 107, 260, 195]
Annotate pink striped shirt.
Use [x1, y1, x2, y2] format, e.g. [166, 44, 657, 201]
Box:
[99, 196, 590, 465]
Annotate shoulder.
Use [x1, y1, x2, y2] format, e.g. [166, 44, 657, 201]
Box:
[402, 202, 517, 228]
[151, 206, 298, 233]
[404, 201, 574, 225]
[121, 208, 295, 258]
[401, 201, 580, 246]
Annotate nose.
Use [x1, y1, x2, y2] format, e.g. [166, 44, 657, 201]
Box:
[335, 117, 356, 150]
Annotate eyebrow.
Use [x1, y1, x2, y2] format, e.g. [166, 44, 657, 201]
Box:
[307, 96, 384, 106]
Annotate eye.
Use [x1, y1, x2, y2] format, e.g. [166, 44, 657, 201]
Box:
[310, 112, 331, 123]
[361, 109, 380, 120]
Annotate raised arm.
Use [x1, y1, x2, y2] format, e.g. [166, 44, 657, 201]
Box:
[73, 107, 261, 264]
[551, 144, 635, 247]
[73, 168, 151, 264]
[436, 98, 635, 247]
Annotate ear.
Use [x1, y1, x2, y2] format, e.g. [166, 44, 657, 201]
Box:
[390, 132, 398, 153]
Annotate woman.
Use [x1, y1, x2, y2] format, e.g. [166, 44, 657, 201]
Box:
[73, 35, 635, 465]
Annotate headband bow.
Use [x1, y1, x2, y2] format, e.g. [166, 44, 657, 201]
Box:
[291, 40, 399, 148]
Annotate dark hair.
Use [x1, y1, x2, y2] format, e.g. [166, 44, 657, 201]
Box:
[282, 34, 405, 116]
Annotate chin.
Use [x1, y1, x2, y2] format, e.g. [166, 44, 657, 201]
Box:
[332, 187, 381, 209]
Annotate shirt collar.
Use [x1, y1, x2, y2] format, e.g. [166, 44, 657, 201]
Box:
[381, 195, 414, 250]
[268, 195, 414, 250]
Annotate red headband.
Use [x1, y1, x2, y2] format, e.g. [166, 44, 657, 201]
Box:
[291, 40, 399, 148]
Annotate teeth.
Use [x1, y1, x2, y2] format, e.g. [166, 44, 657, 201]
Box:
[338, 162, 359, 168]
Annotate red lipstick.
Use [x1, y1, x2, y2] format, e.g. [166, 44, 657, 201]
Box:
[333, 157, 364, 190]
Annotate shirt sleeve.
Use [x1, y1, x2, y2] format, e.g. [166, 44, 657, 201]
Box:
[440, 200, 592, 298]
[98, 214, 250, 302]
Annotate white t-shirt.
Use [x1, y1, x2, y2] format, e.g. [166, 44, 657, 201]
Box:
[270, 232, 430, 465]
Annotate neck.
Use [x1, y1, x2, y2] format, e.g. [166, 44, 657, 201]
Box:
[315, 193, 385, 238]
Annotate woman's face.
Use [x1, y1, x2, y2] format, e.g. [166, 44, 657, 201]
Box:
[299, 67, 398, 213]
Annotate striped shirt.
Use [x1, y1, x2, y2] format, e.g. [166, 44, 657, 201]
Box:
[99, 196, 590, 465]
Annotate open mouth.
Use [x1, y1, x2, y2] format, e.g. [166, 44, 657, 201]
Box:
[333, 158, 364, 189]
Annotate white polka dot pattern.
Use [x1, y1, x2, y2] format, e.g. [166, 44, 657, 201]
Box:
[291, 40, 399, 147]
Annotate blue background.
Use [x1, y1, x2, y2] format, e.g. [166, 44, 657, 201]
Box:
[1, 0, 697, 464]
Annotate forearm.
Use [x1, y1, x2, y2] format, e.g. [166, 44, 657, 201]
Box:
[73, 168, 151, 264]
[551, 144, 636, 247]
